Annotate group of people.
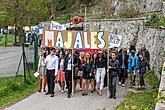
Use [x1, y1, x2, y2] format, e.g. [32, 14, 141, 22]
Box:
[37, 43, 151, 99]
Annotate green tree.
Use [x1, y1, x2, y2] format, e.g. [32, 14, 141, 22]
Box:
[0, 0, 51, 44]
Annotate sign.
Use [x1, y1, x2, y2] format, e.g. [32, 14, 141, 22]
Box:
[43, 30, 122, 49]
[39, 21, 66, 30]
[108, 34, 122, 48]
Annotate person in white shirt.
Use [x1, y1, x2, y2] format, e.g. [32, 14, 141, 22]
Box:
[44, 47, 58, 97]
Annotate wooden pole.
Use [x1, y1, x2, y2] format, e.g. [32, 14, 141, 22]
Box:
[107, 49, 109, 98]
[72, 49, 74, 96]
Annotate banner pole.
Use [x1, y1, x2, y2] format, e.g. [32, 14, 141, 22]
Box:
[72, 49, 74, 96]
[107, 48, 109, 98]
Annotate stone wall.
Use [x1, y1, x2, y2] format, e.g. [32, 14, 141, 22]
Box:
[155, 62, 165, 110]
[88, 0, 163, 17]
[78, 19, 165, 77]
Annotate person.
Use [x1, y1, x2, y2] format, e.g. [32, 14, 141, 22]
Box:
[82, 52, 93, 96]
[37, 48, 47, 92]
[118, 48, 128, 87]
[56, 52, 65, 93]
[95, 51, 107, 96]
[64, 49, 72, 98]
[129, 36, 137, 53]
[103, 50, 108, 87]
[73, 50, 79, 93]
[76, 52, 85, 91]
[138, 53, 151, 89]
[90, 53, 97, 93]
[137, 44, 150, 62]
[108, 51, 119, 99]
[128, 50, 138, 86]
[44, 47, 58, 97]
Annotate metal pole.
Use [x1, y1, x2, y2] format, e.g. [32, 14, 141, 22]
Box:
[16, 53, 23, 76]
[22, 43, 26, 83]
[85, 6, 87, 31]
[4, 34, 7, 47]
[34, 33, 38, 71]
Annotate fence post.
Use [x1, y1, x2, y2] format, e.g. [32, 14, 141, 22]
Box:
[4, 34, 7, 47]
[22, 42, 26, 83]
[34, 33, 38, 71]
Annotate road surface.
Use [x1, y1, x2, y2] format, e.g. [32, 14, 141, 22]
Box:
[3, 84, 127, 110]
[0, 47, 36, 77]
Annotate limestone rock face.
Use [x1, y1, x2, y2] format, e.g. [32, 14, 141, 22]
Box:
[110, 0, 162, 15]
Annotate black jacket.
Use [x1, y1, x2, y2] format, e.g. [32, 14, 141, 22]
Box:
[109, 59, 119, 77]
[96, 57, 107, 68]
[118, 53, 129, 69]
[138, 58, 150, 74]
[64, 54, 72, 72]
[137, 49, 150, 62]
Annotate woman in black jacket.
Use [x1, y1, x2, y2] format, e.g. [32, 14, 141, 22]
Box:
[95, 51, 107, 96]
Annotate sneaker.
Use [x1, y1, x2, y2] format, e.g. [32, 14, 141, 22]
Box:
[59, 88, 61, 91]
[113, 96, 116, 99]
[50, 94, 54, 97]
[109, 95, 113, 99]
[82, 91, 85, 96]
[61, 90, 64, 93]
[121, 84, 125, 87]
[45, 92, 51, 95]
[67, 94, 71, 98]
[84, 92, 88, 95]
[99, 91, 102, 96]
[119, 82, 121, 85]
[79, 88, 82, 91]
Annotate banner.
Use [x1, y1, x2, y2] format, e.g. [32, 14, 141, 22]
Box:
[108, 34, 122, 48]
[43, 30, 122, 49]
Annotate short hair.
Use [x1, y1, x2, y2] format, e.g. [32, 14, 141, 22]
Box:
[50, 47, 55, 51]
[139, 52, 143, 56]
[111, 51, 117, 55]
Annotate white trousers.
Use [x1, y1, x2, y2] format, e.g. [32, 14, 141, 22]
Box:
[96, 68, 106, 90]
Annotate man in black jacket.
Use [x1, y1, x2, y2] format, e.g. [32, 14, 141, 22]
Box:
[64, 49, 72, 98]
[118, 48, 128, 87]
[137, 44, 150, 62]
[109, 51, 119, 99]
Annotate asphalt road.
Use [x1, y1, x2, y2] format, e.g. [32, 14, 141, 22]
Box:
[0, 47, 23, 77]
[3, 84, 127, 110]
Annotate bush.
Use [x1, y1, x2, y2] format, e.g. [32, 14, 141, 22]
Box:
[145, 13, 165, 27]
[119, 6, 139, 18]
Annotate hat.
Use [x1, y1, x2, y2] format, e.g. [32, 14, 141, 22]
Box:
[131, 50, 136, 53]
[98, 51, 103, 54]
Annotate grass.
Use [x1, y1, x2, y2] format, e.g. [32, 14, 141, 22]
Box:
[0, 74, 39, 108]
[0, 34, 15, 46]
[116, 70, 160, 110]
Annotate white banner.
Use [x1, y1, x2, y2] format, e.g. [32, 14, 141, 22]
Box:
[108, 34, 122, 48]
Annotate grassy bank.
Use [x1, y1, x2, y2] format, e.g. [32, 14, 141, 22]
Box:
[116, 70, 160, 110]
[0, 34, 15, 46]
[0, 75, 39, 108]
